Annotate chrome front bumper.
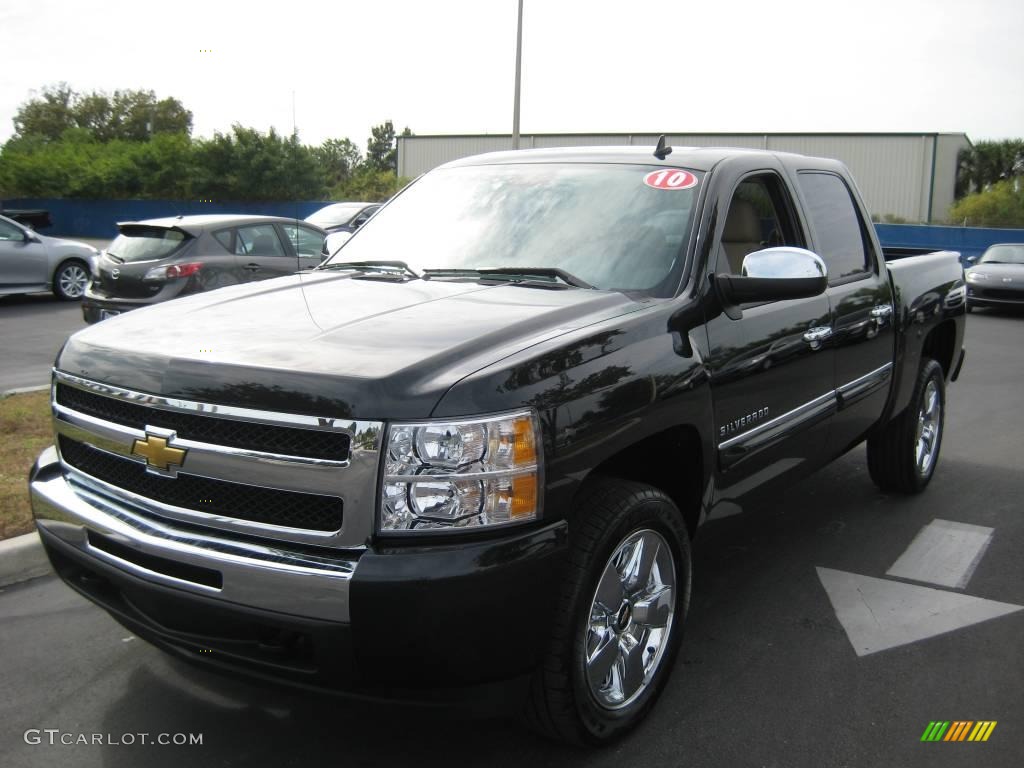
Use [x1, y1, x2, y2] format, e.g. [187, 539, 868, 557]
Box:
[30, 446, 358, 622]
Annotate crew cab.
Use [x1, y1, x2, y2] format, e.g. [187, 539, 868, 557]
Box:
[30, 145, 966, 745]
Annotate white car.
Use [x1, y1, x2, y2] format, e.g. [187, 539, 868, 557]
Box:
[0, 214, 100, 300]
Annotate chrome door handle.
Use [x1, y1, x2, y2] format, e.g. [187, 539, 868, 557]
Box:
[870, 304, 893, 318]
[803, 326, 833, 349]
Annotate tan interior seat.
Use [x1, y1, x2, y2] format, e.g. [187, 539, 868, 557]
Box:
[721, 200, 763, 274]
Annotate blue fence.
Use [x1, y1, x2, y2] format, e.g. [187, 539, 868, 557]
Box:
[875, 223, 1024, 264]
[0, 198, 334, 239]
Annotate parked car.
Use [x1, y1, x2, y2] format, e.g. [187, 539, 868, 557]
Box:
[965, 243, 1024, 311]
[0, 214, 99, 300]
[305, 202, 380, 233]
[32, 146, 965, 745]
[82, 214, 327, 323]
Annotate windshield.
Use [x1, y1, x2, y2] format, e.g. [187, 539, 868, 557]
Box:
[306, 203, 365, 228]
[979, 244, 1024, 264]
[107, 227, 188, 263]
[326, 163, 701, 294]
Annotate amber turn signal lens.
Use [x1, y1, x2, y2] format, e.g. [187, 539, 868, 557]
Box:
[513, 416, 537, 465]
[511, 474, 537, 519]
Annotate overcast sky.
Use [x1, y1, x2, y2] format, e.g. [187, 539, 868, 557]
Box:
[1, 0, 1022, 150]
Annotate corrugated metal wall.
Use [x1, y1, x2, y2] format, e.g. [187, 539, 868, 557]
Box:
[397, 133, 970, 223]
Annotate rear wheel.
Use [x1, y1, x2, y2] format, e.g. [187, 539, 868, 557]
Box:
[525, 478, 691, 745]
[867, 358, 945, 493]
[54, 260, 89, 300]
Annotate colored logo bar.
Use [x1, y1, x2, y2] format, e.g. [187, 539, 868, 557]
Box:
[921, 721, 997, 742]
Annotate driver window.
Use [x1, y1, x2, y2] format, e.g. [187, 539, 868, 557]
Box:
[718, 174, 803, 275]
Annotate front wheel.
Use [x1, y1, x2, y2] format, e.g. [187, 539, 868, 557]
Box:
[525, 478, 691, 745]
[867, 358, 946, 493]
[53, 260, 90, 300]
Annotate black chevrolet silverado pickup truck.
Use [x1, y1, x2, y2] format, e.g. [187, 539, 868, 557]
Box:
[30, 145, 966, 745]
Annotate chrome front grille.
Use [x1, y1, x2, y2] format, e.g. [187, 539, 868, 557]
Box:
[56, 383, 351, 461]
[59, 436, 344, 531]
[51, 371, 383, 549]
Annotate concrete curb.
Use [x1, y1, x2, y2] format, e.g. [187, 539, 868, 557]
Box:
[0, 531, 50, 587]
[2, 385, 49, 398]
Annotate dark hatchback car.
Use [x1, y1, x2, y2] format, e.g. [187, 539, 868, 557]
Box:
[304, 202, 380, 234]
[965, 243, 1024, 311]
[83, 215, 327, 323]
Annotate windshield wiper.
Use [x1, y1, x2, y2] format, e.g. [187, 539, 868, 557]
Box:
[317, 260, 420, 279]
[423, 266, 594, 289]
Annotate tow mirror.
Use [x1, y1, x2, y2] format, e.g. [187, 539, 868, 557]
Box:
[716, 247, 828, 318]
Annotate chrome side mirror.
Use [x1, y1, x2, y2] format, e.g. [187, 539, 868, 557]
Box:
[741, 247, 828, 279]
[716, 247, 828, 319]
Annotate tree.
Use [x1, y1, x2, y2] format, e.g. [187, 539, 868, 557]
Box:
[949, 179, 1024, 228]
[331, 167, 410, 201]
[314, 138, 362, 189]
[956, 140, 1024, 198]
[0, 129, 195, 198]
[364, 122, 412, 173]
[12, 84, 192, 142]
[11, 84, 76, 140]
[192, 125, 324, 201]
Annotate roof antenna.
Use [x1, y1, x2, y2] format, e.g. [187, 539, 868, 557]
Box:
[654, 134, 672, 160]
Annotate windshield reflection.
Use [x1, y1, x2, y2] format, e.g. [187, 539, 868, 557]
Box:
[326, 163, 700, 295]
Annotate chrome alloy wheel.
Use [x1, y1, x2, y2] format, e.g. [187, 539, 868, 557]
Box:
[915, 379, 941, 477]
[58, 264, 89, 298]
[584, 529, 676, 710]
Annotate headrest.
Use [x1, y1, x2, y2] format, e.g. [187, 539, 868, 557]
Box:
[723, 200, 762, 243]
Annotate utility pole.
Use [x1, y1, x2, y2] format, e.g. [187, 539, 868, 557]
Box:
[512, 0, 523, 150]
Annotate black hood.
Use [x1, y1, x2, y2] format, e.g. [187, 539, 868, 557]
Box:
[57, 271, 649, 419]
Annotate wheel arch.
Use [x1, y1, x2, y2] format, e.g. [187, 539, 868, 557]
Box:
[921, 318, 957, 379]
[578, 424, 704, 538]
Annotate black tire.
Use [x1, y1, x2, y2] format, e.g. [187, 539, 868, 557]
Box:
[53, 259, 90, 301]
[524, 477, 691, 745]
[867, 358, 945, 493]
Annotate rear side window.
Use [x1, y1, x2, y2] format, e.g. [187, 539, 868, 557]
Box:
[235, 225, 287, 257]
[107, 227, 188, 263]
[797, 172, 873, 282]
[212, 229, 234, 252]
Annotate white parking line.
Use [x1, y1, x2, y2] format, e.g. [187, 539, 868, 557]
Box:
[886, 519, 994, 589]
[816, 567, 1022, 656]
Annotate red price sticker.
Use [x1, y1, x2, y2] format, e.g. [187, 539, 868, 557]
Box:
[643, 169, 698, 190]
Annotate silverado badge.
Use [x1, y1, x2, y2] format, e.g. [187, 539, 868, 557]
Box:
[132, 431, 187, 475]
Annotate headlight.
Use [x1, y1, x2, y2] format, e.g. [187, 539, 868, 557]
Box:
[966, 271, 988, 281]
[380, 410, 542, 534]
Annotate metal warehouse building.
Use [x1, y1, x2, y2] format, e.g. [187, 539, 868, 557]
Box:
[397, 132, 970, 224]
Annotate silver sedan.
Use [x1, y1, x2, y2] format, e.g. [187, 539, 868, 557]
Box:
[0, 214, 99, 300]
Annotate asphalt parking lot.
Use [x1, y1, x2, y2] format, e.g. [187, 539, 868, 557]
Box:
[0, 293, 87, 392]
[0, 309, 1021, 768]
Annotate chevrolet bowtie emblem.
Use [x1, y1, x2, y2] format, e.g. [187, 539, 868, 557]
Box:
[132, 432, 187, 474]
